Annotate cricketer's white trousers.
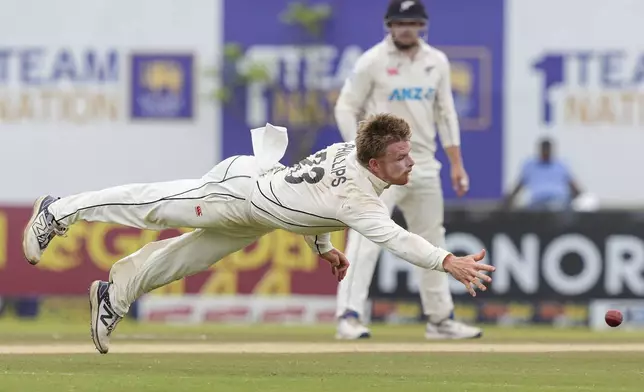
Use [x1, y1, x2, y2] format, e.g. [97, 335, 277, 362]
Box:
[336, 175, 453, 324]
[47, 155, 270, 317]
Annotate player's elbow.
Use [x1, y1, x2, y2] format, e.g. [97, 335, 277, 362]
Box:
[437, 127, 460, 148]
[373, 229, 409, 249]
[440, 137, 458, 148]
[334, 108, 359, 141]
[334, 95, 356, 117]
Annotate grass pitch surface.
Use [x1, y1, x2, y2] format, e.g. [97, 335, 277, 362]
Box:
[0, 319, 642, 391]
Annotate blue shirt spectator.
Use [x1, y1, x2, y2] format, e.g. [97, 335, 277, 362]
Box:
[504, 139, 582, 210]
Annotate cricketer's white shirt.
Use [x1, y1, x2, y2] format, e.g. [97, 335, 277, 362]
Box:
[250, 141, 451, 272]
[335, 35, 461, 174]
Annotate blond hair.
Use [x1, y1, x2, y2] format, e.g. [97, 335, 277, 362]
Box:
[355, 113, 411, 165]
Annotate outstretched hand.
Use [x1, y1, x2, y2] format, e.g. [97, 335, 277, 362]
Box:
[442, 249, 495, 297]
[320, 249, 350, 282]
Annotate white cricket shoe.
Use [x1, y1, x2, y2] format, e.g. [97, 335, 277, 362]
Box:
[89, 280, 122, 354]
[335, 311, 371, 340]
[425, 319, 482, 340]
[22, 195, 68, 265]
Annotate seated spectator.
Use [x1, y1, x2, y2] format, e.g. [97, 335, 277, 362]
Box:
[504, 138, 582, 210]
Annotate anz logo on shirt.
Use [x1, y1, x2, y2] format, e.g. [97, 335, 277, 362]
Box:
[388, 87, 436, 102]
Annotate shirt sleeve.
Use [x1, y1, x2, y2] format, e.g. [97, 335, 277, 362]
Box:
[339, 195, 451, 271]
[434, 54, 461, 148]
[334, 53, 375, 142]
[303, 234, 334, 254]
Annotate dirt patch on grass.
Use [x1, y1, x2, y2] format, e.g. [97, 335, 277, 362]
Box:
[1, 342, 644, 355]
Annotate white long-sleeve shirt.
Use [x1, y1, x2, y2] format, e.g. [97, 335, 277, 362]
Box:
[249, 141, 452, 271]
[335, 35, 461, 174]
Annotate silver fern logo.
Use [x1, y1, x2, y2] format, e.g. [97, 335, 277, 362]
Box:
[400, 1, 415, 12]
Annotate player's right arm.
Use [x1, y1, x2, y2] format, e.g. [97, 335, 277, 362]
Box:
[339, 194, 451, 271]
[339, 194, 495, 295]
[334, 52, 376, 142]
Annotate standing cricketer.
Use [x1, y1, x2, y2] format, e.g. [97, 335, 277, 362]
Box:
[333, 0, 482, 340]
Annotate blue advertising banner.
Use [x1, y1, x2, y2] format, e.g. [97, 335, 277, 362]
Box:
[130, 53, 194, 120]
[222, 0, 504, 199]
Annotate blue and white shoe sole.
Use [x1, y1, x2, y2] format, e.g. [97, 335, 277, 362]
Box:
[89, 280, 109, 354]
[22, 195, 48, 265]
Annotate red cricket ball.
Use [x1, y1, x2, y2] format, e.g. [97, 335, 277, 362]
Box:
[605, 309, 623, 327]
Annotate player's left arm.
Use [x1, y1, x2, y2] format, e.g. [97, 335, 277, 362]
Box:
[434, 54, 468, 197]
[303, 234, 334, 254]
[303, 234, 349, 282]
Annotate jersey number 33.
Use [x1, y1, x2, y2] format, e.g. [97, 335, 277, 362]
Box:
[284, 150, 328, 185]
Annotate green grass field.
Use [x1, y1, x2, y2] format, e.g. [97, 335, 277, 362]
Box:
[0, 318, 643, 391]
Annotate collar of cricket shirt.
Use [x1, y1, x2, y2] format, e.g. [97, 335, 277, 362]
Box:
[250, 123, 289, 174]
[350, 152, 391, 195]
